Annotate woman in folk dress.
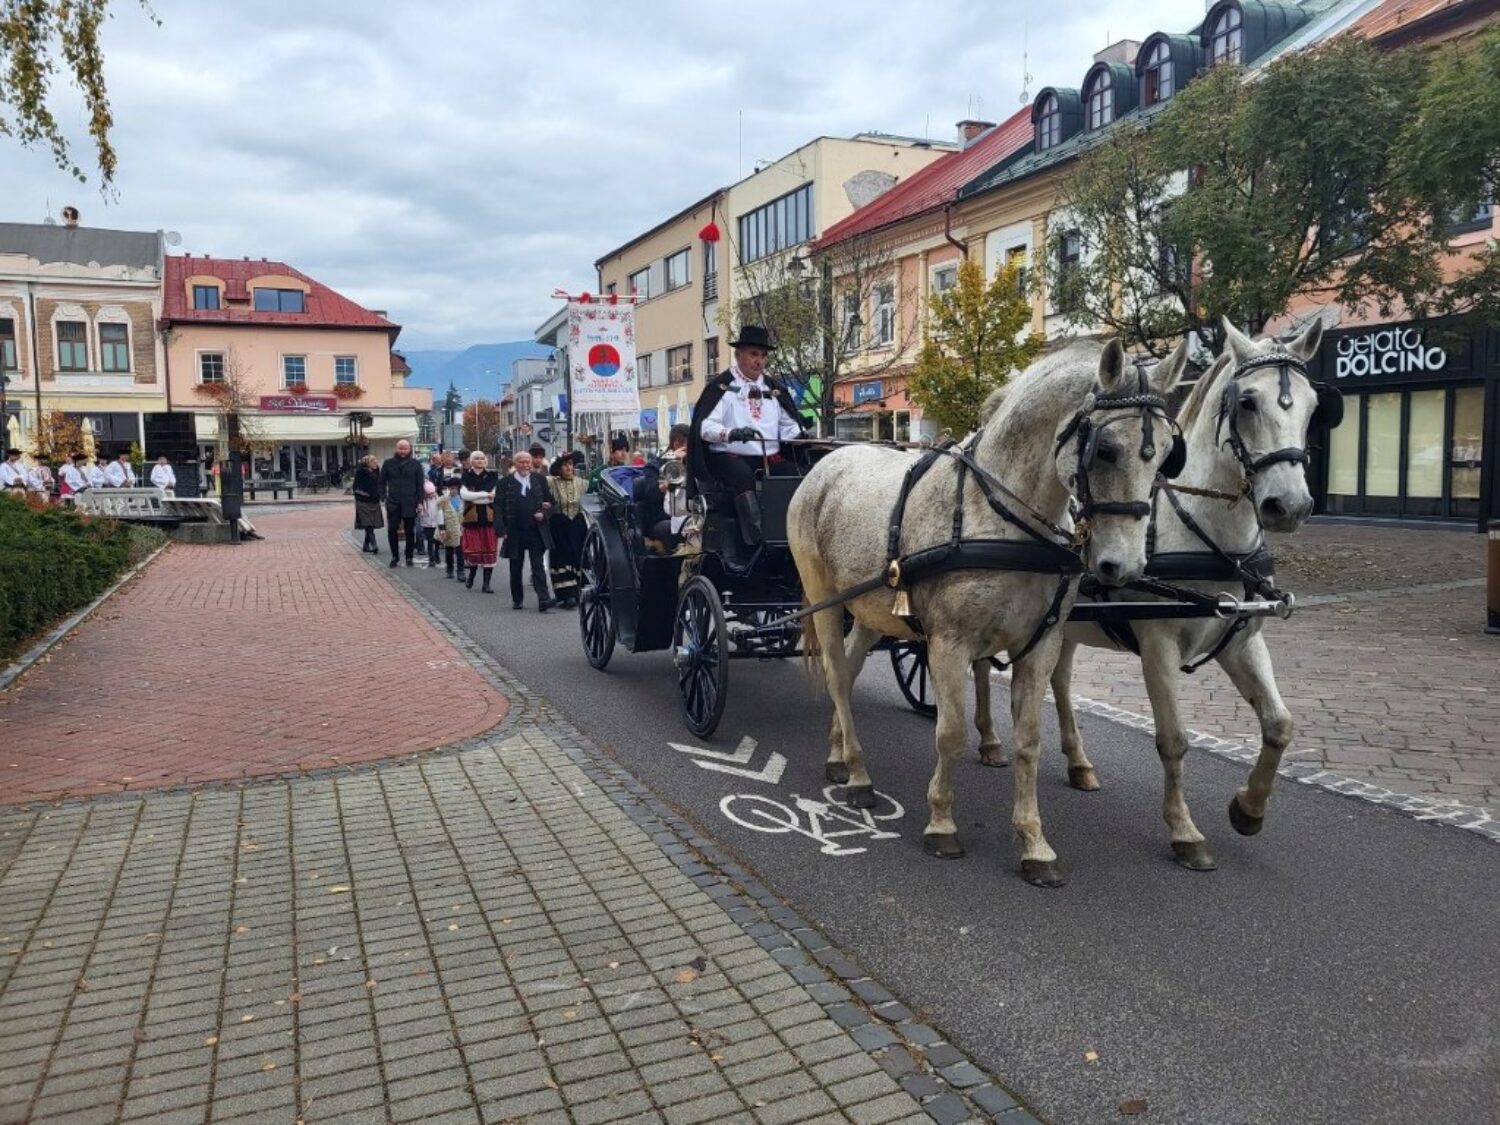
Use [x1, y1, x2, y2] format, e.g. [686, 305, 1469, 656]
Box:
[459, 451, 501, 593]
[547, 454, 588, 608]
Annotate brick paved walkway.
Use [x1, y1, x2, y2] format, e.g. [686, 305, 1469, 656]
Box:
[0, 507, 508, 806]
[1066, 520, 1500, 816]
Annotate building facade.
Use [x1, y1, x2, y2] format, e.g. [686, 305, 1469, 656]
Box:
[160, 254, 429, 485]
[0, 217, 170, 465]
[508, 354, 566, 459]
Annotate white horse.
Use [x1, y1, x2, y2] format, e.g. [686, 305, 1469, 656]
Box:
[790, 339, 1188, 887]
[970, 318, 1331, 870]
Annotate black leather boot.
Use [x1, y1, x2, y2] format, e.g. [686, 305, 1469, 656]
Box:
[733, 491, 763, 546]
[466, 567, 477, 589]
[481, 567, 494, 594]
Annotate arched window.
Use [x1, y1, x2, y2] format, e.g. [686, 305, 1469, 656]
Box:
[1209, 6, 1243, 66]
[1037, 95, 1061, 150]
[1085, 70, 1114, 130]
[1142, 39, 1174, 105]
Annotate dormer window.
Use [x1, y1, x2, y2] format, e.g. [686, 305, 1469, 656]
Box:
[1037, 95, 1061, 151]
[192, 284, 220, 310]
[1142, 39, 1173, 105]
[1085, 71, 1114, 131]
[254, 288, 306, 313]
[1209, 5, 1243, 66]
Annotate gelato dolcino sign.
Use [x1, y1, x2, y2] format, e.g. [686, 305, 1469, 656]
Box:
[1335, 328, 1448, 379]
[260, 395, 339, 413]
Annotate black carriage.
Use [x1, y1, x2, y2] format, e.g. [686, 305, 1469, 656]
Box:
[576, 445, 832, 738]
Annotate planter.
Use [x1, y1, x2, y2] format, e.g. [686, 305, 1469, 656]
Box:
[332, 383, 365, 401]
[286, 383, 310, 396]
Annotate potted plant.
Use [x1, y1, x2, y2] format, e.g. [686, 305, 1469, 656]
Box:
[199, 381, 232, 400]
[332, 383, 365, 400]
[286, 382, 310, 396]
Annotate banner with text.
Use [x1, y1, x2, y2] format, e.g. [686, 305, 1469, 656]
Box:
[568, 301, 641, 420]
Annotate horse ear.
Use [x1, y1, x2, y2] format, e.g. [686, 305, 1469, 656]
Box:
[1222, 317, 1257, 364]
[1151, 338, 1190, 397]
[1288, 317, 1324, 362]
[1097, 339, 1127, 391]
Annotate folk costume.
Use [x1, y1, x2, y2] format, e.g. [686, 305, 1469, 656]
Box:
[352, 464, 384, 553]
[0, 454, 25, 490]
[440, 487, 464, 577]
[379, 451, 427, 566]
[498, 468, 554, 610]
[84, 461, 107, 490]
[691, 326, 808, 545]
[104, 458, 137, 488]
[60, 460, 87, 498]
[547, 457, 588, 608]
[150, 461, 177, 494]
[460, 467, 500, 592]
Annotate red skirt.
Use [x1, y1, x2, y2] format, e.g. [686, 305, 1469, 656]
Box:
[461, 524, 498, 566]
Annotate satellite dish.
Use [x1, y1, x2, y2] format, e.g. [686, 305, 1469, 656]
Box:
[165, 231, 182, 246]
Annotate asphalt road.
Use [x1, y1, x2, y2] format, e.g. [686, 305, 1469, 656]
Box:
[377, 550, 1500, 1125]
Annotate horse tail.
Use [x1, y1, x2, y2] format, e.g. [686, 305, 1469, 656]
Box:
[800, 597, 826, 697]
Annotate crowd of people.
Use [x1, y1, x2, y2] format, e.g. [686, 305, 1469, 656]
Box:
[0, 448, 179, 502]
[355, 437, 655, 613]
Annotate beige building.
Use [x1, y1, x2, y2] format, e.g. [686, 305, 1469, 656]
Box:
[0, 216, 168, 462]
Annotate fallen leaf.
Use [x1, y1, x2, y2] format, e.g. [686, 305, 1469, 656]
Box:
[365, 979, 377, 990]
[131, 1027, 147, 1042]
[1119, 1098, 1149, 1116]
[1084, 1050, 1099, 1064]
[674, 970, 698, 984]
[241, 1014, 255, 1023]
[289, 993, 301, 1004]
[261, 1059, 276, 1072]
[204, 1036, 219, 1047]
[415, 967, 429, 978]
[542, 1076, 559, 1090]
[327, 885, 351, 894]
[709, 1052, 724, 1063]
[563, 1010, 577, 1020]
[448, 923, 459, 932]
[607, 961, 620, 970]
[233, 926, 250, 935]
[500, 918, 512, 926]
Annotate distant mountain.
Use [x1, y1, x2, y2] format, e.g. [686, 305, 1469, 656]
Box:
[399, 341, 551, 400]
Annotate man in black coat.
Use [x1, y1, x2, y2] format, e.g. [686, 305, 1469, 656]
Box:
[498, 450, 555, 611]
[380, 439, 427, 567]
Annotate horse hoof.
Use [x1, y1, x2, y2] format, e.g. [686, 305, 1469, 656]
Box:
[825, 762, 850, 785]
[1228, 796, 1264, 837]
[977, 744, 1009, 768]
[922, 833, 965, 860]
[1171, 841, 1218, 871]
[1020, 859, 1067, 888]
[844, 784, 877, 810]
[1067, 765, 1101, 791]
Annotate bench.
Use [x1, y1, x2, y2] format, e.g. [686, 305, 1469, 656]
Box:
[244, 478, 295, 500]
[162, 497, 227, 525]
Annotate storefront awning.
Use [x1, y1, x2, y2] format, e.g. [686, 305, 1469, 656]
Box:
[193, 412, 418, 442]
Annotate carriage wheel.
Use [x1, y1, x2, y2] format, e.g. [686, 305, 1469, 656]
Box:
[578, 527, 616, 670]
[674, 576, 728, 738]
[889, 640, 937, 718]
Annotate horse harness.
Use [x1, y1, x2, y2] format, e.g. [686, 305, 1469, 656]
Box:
[1087, 349, 1338, 672]
[787, 379, 1177, 672]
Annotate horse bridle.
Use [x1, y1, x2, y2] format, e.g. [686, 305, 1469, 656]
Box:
[1216, 351, 1343, 481]
[1056, 367, 1182, 524]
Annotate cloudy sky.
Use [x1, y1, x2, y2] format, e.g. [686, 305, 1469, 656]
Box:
[3, 0, 1206, 350]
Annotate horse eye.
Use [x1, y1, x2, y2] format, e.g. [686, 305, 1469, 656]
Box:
[1240, 396, 1258, 413]
[1095, 445, 1118, 465]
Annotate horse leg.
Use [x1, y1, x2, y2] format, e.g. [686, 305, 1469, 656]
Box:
[811, 607, 876, 807]
[1215, 631, 1292, 837]
[1010, 638, 1066, 887]
[1139, 636, 1215, 871]
[1052, 639, 1099, 791]
[922, 637, 974, 859]
[972, 660, 1007, 767]
[826, 623, 880, 785]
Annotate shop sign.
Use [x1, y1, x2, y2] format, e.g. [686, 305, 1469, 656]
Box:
[1335, 328, 1448, 380]
[853, 380, 883, 404]
[260, 395, 338, 413]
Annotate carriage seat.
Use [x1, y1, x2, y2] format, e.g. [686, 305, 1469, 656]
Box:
[693, 477, 733, 512]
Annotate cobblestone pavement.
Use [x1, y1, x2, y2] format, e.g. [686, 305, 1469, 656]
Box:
[0, 507, 508, 806]
[0, 507, 1032, 1124]
[1065, 519, 1500, 817]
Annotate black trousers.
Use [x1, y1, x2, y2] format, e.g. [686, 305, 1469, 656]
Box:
[386, 509, 417, 559]
[706, 452, 759, 496]
[509, 540, 549, 605]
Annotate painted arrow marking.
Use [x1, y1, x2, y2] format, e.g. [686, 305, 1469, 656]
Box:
[669, 736, 787, 785]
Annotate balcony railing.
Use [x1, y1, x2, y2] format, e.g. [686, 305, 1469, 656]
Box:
[703, 272, 718, 302]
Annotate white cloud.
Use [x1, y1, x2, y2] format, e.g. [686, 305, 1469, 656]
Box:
[0, 0, 1206, 348]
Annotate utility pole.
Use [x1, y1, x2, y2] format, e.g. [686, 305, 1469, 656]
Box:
[819, 255, 835, 437]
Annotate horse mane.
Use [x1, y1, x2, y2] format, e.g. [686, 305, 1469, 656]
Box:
[978, 385, 1009, 426]
[1174, 351, 1232, 431]
[982, 339, 1102, 437]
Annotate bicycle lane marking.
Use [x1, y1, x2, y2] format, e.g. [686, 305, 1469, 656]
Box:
[719, 786, 906, 857]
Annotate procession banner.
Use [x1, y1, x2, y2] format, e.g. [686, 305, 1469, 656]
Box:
[568, 300, 641, 420]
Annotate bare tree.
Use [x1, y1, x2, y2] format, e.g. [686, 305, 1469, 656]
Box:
[733, 231, 919, 434]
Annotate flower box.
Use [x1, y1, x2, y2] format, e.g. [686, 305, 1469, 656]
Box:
[332, 383, 365, 400]
[286, 382, 310, 396]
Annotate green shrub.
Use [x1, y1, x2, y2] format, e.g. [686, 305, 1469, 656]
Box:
[0, 499, 166, 660]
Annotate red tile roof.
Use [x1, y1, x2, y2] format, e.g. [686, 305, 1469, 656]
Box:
[1347, 0, 1472, 41]
[390, 351, 412, 375]
[162, 254, 399, 336]
[814, 108, 1033, 248]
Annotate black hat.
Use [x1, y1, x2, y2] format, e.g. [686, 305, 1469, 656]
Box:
[729, 325, 776, 351]
[549, 454, 576, 476]
[610, 434, 631, 453]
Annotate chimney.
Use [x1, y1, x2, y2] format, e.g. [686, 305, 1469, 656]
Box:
[61, 205, 80, 228]
[1093, 39, 1142, 66]
[955, 119, 995, 148]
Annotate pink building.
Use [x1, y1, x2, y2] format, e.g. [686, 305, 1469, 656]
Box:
[161, 254, 431, 484]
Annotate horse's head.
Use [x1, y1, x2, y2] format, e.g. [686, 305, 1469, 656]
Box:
[1214, 317, 1329, 533]
[1055, 338, 1189, 586]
